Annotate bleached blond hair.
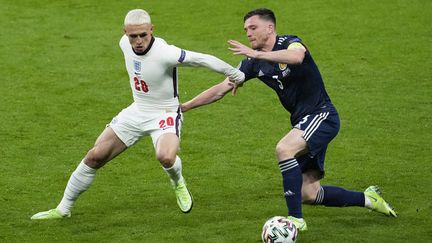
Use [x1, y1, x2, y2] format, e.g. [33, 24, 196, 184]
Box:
[124, 9, 151, 26]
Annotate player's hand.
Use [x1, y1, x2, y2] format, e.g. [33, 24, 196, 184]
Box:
[225, 68, 245, 90]
[228, 40, 257, 58]
[227, 80, 242, 96]
[180, 103, 189, 112]
[225, 67, 244, 96]
[226, 68, 245, 85]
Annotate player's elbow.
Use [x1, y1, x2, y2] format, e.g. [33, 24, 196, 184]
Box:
[292, 57, 303, 65]
[195, 53, 215, 67]
[290, 53, 305, 65]
[215, 89, 230, 100]
[286, 49, 305, 65]
[212, 95, 224, 103]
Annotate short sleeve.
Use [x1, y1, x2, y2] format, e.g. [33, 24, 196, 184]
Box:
[287, 42, 305, 50]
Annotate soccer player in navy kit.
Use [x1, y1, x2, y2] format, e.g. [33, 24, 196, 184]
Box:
[182, 8, 397, 230]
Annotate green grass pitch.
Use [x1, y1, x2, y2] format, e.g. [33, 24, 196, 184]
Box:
[0, 0, 431, 242]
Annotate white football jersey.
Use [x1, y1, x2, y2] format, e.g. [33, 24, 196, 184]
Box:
[120, 34, 242, 112]
[119, 35, 186, 111]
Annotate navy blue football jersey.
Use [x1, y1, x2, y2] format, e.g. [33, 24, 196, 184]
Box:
[239, 35, 334, 125]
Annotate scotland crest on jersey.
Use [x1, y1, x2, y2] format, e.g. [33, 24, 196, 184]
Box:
[279, 63, 291, 77]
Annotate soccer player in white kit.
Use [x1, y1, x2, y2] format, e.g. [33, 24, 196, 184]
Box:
[31, 9, 245, 219]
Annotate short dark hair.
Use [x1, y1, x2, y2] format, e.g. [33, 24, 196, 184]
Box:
[243, 8, 276, 26]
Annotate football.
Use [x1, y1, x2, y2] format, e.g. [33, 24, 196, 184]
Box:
[261, 216, 298, 243]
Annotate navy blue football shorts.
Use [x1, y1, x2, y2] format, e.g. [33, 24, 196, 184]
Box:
[293, 106, 340, 178]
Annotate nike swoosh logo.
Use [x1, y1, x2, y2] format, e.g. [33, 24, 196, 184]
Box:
[369, 196, 378, 202]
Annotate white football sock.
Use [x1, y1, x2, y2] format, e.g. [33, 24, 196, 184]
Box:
[163, 156, 184, 187]
[56, 160, 96, 215]
[364, 194, 372, 208]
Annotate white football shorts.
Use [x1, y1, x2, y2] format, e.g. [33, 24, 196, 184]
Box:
[108, 103, 182, 147]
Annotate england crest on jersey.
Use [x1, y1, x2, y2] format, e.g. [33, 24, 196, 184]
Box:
[134, 60, 141, 73]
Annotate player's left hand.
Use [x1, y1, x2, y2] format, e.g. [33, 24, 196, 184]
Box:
[227, 68, 245, 84]
[228, 40, 257, 58]
[227, 80, 242, 96]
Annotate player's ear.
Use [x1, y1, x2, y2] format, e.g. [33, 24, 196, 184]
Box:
[268, 24, 275, 34]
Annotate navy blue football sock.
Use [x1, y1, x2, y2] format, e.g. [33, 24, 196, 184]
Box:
[314, 185, 364, 207]
[279, 158, 303, 218]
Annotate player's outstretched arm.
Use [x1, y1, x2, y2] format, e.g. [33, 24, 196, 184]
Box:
[181, 50, 245, 84]
[181, 78, 234, 112]
[228, 40, 306, 65]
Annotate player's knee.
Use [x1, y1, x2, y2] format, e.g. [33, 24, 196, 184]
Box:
[301, 192, 316, 204]
[85, 147, 108, 168]
[301, 187, 319, 204]
[156, 153, 176, 168]
[275, 142, 296, 159]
